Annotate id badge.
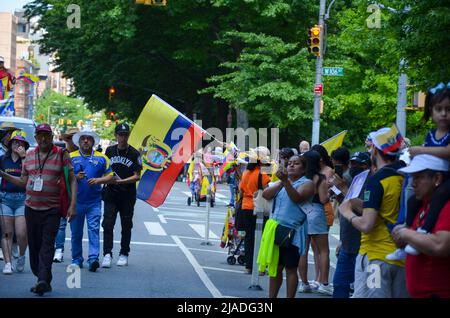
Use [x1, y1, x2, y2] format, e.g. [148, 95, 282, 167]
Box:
[33, 177, 43, 192]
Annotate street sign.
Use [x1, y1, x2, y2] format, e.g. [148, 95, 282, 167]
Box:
[314, 83, 323, 94]
[323, 67, 344, 76]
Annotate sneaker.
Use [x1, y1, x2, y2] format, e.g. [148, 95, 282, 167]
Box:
[309, 280, 320, 291]
[298, 282, 312, 293]
[386, 248, 407, 261]
[102, 254, 112, 268]
[3, 262, 13, 275]
[117, 255, 128, 266]
[11, 244, 19, 259]
[53, 249, 64, 263]
[88, 260, 100, 272]
[317, 283, 333, 296]
[16, 256, 26, 272]
[0, 248, 3, 261]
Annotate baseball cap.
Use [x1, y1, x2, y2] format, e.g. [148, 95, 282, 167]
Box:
[115, 123, 130, 134]
[398, 154, 449, 175]
[350, 151, 371, 164]
[35, 123, 52, 134]
[0, 56, 4, 63]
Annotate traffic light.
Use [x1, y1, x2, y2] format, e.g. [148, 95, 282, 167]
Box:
[308, 25, 321, 57]
[104, 119, 112, 128]
[136, 0, 167, 5]
[108, 111, 115, 120]
[58, 119, 64, 125]
[108, 86, 116, 101]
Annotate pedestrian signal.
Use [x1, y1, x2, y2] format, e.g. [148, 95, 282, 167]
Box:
[108, 87, 116, 101]
[58, 119, 64, 125]
[308, 25, 321, 57]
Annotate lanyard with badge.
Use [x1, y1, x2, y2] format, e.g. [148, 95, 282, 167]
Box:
[34, 148, 52, 192]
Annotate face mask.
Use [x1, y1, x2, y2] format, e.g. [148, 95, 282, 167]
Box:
[349, 166, 365, 178]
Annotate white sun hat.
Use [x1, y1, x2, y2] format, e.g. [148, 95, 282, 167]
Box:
[73, 129, 100, 148]
[398, 154, 449, 175]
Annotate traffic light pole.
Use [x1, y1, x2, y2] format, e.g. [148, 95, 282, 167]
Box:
[311, 0, 326, 146]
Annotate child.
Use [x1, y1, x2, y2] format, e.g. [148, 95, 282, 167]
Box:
[387, 82, 450, 260]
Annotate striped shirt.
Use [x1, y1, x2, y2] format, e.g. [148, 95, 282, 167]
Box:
[22, 145, 73, 211]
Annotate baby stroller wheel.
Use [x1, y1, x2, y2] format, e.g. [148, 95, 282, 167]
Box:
[237, 255, 245, 265]
[227, 256, 236, 265]
[197, 200, 200, 207]
[187, 197, 192, 206]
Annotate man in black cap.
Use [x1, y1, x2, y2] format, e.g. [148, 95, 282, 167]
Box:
[101, 123, 142, 268]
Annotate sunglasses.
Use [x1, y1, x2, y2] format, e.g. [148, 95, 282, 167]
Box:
[429, 82, 450, 95]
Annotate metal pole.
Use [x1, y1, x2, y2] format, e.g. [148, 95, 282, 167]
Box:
[396, 59, 407, 137]
[312, 0, 327, 146]
[249, 210, 264, 290]
[201, 186, 212, 246]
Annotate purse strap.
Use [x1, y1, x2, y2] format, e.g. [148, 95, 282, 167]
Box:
[258, 171, 263, 190]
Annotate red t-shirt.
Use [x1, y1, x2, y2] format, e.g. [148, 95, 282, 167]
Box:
[405, 200, 450, 298]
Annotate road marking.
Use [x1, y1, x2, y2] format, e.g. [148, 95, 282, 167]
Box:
[161, 212, 224, 220]
[158, 206, 226, 215]
[164, 217, 223, 225]
[189, 224, 220, 239]
[172, 235, 222, 298]
[158, 214, 167, 224]
[203, 266, 244, 274]
[177, 235, 221, 242]
[188, 248, 227, 254]
[144, 222, 167, 236]
[152, 207, 160, 212]
[64, 238, 176, 247]
[182, 190, 228, 205]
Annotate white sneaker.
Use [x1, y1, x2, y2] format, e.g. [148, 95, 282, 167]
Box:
[11, 244, 19, 259]
[309, 280, 320, 292]
[298, 282, 312, 293]
[0, 249, 4, 261]
[16, 256, 26, 272]
[405, 244, 420, 256]
[317, 283, 333, 296]
[116, 255, 128, 266]
[386, 248, 407, 261]
[53, 248, 64, 263]
[102, 254, 112, 268]
[3, 262, 13, 275]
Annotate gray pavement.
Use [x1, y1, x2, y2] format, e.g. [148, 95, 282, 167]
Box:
[0, 182, 339, 298]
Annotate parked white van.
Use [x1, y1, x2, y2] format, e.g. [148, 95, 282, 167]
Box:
[0, 116, 37, 149]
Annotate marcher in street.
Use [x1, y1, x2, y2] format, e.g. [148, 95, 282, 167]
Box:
[70, 130, 113, 272]
[53, 127, 79, 263]
[101, 123, 141, 268]
[0, 124, 77, 295]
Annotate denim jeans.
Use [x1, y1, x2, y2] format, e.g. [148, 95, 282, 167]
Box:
[70, 202, 101, 265]
[55, 217, 67, 251]
[332, 250, 357, 298]
[229, 184, 236, 206]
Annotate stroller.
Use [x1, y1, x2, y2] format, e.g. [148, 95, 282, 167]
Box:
[220, 207, 245, 265]
[187, 175, 216, 207]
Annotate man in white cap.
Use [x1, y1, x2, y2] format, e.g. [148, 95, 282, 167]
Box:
[69, 130, 113, 272]
[338, 126, 408, 298]
[392, 154, 450, 298]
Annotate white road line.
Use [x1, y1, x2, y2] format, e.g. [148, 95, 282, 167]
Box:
[152, 207, 160, 212]
[177, 235, 221, 242]
[203, 266, 244, 274]
[64, 238, 177, 247]
[214, 193, 227, 199]
[158, 206, 226, 215]
[144, 222, 167, 236]
[165, 217, 223, 225]
[161, 212, 224, 220]
[189, 224, 220, 239]
[158, 214, 167, 224]
[188, 248, 227, 254]
[182, 191, 192, 197]
[172, 235, 222, 298]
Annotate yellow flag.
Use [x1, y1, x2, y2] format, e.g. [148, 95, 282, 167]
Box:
[187, 158, 194, 182]
[1, 77, 9, 99]
[320, 130, 347, 155]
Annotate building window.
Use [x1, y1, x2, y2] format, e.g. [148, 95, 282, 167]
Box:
[18, 24, 27, 33]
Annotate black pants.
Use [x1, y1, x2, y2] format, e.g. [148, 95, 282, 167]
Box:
[243, 210, 268, 271]
[406, 179, 450, 231]
[102, 189, 136, 257]
[25, 206, 60, 284]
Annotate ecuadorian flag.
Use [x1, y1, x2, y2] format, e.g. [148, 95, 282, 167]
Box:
[129, 95, 205, 207]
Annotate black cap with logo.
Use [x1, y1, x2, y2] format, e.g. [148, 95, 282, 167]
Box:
[115, 123, 130, 134]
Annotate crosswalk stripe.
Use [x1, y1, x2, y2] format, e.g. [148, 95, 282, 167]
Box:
[144, 222, 167, 236]
[158, 214, 167, 224]
[152, 207, 160, 212]
[165, 217, 223, 225]
[189, 224, 220, 239]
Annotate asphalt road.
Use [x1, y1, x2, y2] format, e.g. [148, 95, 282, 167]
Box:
[0, 182, 339, 298]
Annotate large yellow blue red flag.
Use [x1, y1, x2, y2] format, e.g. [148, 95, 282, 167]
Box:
[320, 130, 347, 155]
[129, 95, 205, 207]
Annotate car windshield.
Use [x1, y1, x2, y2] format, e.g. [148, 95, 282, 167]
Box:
[9, 123, 37, 148]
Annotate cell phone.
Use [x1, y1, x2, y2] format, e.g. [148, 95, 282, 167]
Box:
[335, 164, 343, 178]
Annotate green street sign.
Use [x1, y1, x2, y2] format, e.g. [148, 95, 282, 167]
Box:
[323, 67, 344, 76]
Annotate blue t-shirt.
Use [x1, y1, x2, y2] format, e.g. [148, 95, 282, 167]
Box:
[0, 154, 25, 193]
[424, 129, 450, 147]
[71, 150, 112, 205]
